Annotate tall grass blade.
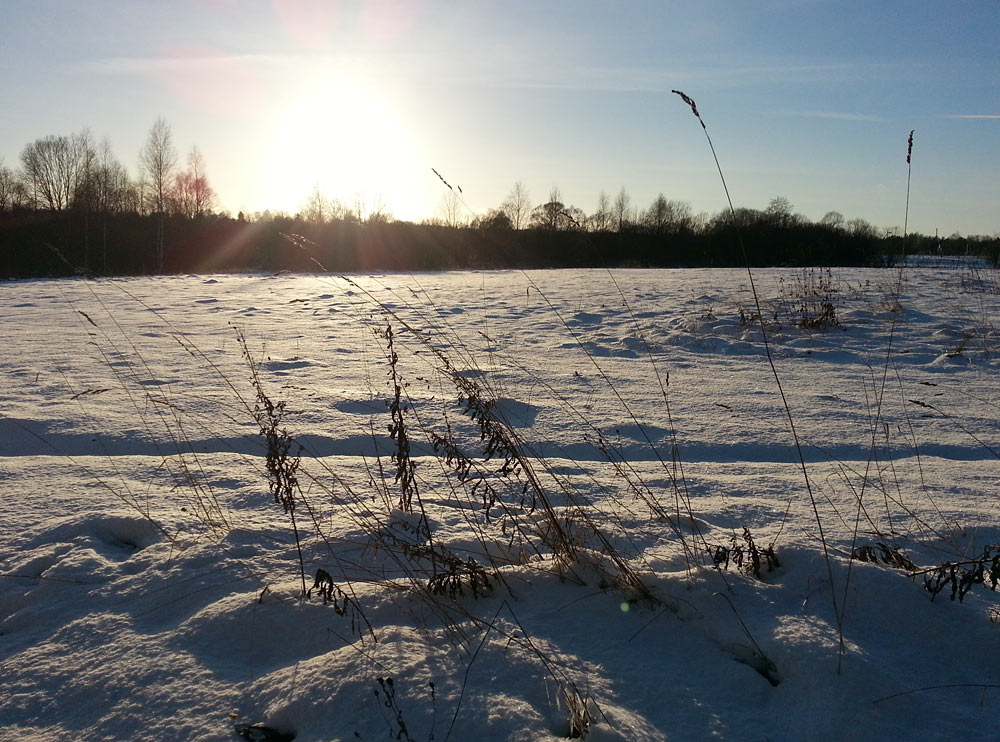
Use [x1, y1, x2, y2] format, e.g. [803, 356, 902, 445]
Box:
[672, 89, 842, 658]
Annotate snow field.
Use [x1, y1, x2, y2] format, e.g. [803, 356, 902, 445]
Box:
[1, 265, 999, 741]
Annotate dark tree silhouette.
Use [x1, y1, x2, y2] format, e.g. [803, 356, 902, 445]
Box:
[139, 117, 177, 269]
[19, 131, 93, 211]
[0, 158, 22, 210]
[171, 146, 216, 218]
[501, 181, 532, 230]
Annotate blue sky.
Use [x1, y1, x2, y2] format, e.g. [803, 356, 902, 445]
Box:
[1, 0, 997, 235]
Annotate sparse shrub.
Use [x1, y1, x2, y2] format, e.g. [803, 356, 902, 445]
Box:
[308, 567, 337, 603]
[376, 323, 418, 514]
[736, 303, 759, 329]
[561, 684, 593, 739]
[373, 677, 418, 742]
[426, 556, 493, 599]
[239, 329, 308, 597]
[778, 267, 840, 329]
[920, 546, 1000, 602]
[851, 542, 917, 571]
[707, 528, 779, 579]
[306, 566, 372, 645]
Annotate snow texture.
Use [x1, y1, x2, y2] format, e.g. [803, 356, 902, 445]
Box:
[2, 262, 999, 741]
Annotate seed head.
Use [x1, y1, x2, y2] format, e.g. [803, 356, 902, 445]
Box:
[431, 167, 453, 191]
[672, 89, 706, 129]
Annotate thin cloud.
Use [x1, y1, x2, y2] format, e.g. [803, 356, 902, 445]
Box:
[84, 53, 278, 75]
[776, 110, 882, 122]
[82, 51, 400, 87]
[942, 114, 1000, 120]
[467, 62, 869, 94]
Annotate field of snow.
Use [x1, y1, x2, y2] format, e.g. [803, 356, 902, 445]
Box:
[2, 264, 999, 741]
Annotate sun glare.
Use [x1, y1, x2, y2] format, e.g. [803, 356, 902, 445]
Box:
[259, 70, 424, 220]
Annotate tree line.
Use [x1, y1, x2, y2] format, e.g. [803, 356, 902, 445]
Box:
[4, 118, 214, 219]
[1, 117, 213, 274]
[1, 122, 998, 277]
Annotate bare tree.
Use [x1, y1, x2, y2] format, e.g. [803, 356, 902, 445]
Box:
[562, 205, 586, 230]
[530, 186, 564, 231]
[71, 132, 97, 209]
[171, 146, 216, 218]
[364, 196, 392, 225]
[846, 217, 877, 239]
[71, 130, 99, 211]
[643, 195, 693, 235]
[644, 194, 670, 235]
[18, 131, 94, 211]
[438, 189, 464, 227]
[140, 118, 176, 214]
[820, 210, 845, 230]
[529, 185, 582, 231]
[18, 138, 60, 209]
[75, 129, 98, 267]
[500, 181, 531, 230]
[709, 206, 763, 231]
[476, 208, 513, 231]
[301, 185, 332, 224]
[93, 138, 134, 215]
[0, 158, 20, 211]
[186, 146, 215, 217]
[612, 187, 633, 232]
[765, 196, 794, 227]
[140, 117, 177, 269]
[83, 139, 135, 270]
[591, 190, 612, 232]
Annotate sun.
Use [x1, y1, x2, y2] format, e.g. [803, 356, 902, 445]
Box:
[258, 68, 425, 220]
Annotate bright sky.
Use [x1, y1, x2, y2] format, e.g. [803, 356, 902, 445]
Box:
[1, 1, 997, 235]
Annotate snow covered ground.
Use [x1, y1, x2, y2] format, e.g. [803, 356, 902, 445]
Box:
[1, 264, 999, 741]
